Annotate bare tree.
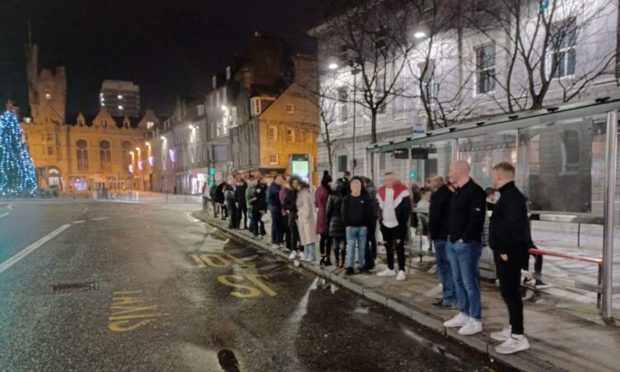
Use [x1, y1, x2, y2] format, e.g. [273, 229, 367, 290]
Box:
[318, 0, 419, 178]
[467, 0, 616, 112]
[317, 86, 345, 175]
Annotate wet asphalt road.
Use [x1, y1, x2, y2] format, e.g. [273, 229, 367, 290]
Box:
[0, 200, 504, 372]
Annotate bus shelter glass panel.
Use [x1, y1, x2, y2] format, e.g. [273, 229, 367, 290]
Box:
[457, 131, 517, 189]
[518, 114, 610, 317]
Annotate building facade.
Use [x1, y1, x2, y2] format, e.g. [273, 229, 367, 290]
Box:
[100, 80, 141, 118]
[22, 43, 157, 193]
[309, 0, 620, 186]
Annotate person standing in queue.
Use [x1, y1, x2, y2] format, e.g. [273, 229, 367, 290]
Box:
[342, 177, 373, 275]
[443, 160, 486, 336]
[428, 176, 456, 308]
[488, 162, 531, 354]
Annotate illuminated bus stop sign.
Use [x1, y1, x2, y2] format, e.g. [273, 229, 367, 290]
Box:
[290, 154, 310, 183]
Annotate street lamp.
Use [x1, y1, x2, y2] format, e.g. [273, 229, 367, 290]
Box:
[414, 31, 427, 39]
[328, 63, 339, 70]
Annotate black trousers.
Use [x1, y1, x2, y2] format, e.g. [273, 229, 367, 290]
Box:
[252, 209, 265, 236]
[494, 252, 524, 335]
[287, 213, 300, 251]
[319, 234, 331, 257]
[332, 238, 346, 263]
[523, 254, 543, 279]
[239, 205, 247, 229]
[381, 225, 405, 271]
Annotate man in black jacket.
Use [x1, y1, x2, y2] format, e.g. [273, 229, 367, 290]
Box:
[443, 160, 486, 337]
[235, 173, 248, 229]
[428, 176, 455, 308]
[488, 162, 530, 354]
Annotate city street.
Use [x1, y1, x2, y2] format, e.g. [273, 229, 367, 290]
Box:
[0, 200, 502, 372]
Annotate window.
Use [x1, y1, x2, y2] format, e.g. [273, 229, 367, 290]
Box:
[286, 129, 295, 142]
[338, 155, 348, 173]
[197, 105, 205, 116]
[269, 154, 278, 165]
[122, 141, 132, 170]
[475, 44, 496, 94]
[100, 140, 111, 169]
[46, 133, 54, 142]
[375, 26, 387, 51]
[47, 146, 54, 156]
[552, 19, 577, 78]
[146, 121, 154, 129]
[337, 87, 348, 122]
[560, 129, 580, 174]
[285, 104, 295, 114]
[77, 140, 88, 171]
[268, 126, 278, 141]
[45, 91, 51, 100]
[251, 97, 262, 116]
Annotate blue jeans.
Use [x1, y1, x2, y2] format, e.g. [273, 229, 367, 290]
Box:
[434, 240, 456, 305]
[346, 226, 367, 269]
[446, 241, 482, 320]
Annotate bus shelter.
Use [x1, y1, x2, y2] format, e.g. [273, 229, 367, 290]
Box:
[368, 98, 620, 321]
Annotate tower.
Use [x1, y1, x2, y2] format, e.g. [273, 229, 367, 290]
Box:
[25, 38, 66, 125]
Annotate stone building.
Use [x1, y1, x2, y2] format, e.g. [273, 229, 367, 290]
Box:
[229, 34, 319, 182]
[22, 43, 157, 193]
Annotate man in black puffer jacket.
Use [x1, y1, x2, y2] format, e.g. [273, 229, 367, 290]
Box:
[488, 162, 530, 355]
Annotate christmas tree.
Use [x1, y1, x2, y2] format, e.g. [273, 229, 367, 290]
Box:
[0, 103, 37, 196]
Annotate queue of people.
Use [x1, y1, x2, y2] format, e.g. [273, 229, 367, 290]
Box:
[207, 161, 537, 355]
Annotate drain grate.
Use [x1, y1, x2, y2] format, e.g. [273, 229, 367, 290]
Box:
[50, 281, 99, 294]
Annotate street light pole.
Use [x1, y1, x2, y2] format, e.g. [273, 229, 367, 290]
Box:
[352, 68, 359, 175]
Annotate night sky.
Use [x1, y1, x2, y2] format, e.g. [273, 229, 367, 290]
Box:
[0, 0, 326, 116]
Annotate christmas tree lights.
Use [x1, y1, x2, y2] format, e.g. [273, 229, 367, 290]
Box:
[0, 109, 37, 196]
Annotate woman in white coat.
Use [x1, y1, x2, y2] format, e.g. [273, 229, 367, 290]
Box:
[296, 181, 317, 261]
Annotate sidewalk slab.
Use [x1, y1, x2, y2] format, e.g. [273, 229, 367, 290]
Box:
[194, 211, 620, 372]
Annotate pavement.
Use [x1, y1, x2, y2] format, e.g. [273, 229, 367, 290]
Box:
[193, 210, 620, 372]
[0, 199, 505, 371]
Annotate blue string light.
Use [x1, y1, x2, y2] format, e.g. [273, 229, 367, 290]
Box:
[0, 110, 38, 196]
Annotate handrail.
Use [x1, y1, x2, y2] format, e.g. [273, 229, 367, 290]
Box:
[528, 248, 602, 265]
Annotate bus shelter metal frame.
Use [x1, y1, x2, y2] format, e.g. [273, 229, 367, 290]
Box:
[368, 98, 620, 320]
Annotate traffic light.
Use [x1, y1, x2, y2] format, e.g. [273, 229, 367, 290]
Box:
[209, 167, 216, 176]
[409, 171, 417, 179]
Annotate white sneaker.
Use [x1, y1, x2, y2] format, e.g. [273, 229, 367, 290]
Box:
[495, 334, 530, 354]
[377, 268, 396, 277]
[288, 251, 297, 260]
[458, 318, 483, 336]
[396, 270, 406, 281]
[298, 252, 307, 261]
[272, 244, 279, 250]
[443, 313, 469, 328]
[490, 326, 512, 341]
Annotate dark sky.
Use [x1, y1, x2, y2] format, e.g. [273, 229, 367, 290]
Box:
[0, 0, 325, 116]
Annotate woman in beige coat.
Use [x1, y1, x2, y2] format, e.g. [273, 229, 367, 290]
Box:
[296, 181, 317, 261]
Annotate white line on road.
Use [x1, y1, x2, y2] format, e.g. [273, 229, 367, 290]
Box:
[0, 224, 72, 274]
[92, 216, 110, 221]
[0, 204, 13, 219]
[72, 220, 86, 224]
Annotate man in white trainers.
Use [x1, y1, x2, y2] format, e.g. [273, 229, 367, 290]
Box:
[376, 172, 411, 281]
[443, 160, 486, 336]
[488, 162, 530, 354]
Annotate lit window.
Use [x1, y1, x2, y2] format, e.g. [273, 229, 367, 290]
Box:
[101, 103, 105, 107]
[552, 18, 577, 78]
[118, 105, 124, 110]
[286, 129, 295, 142]
[147, 121, 154, 129]
[118, 94, 123, 99]
[45, 92, 51, 100]
[268, 126, 278, 141]
[269, 154, 278, 164]
[475, 44, 496, 94]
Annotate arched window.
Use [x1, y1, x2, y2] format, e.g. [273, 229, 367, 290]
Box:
[122, 141, 132, 169]
[100, 140, 111, 170]
[77, 140, 88, 171]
